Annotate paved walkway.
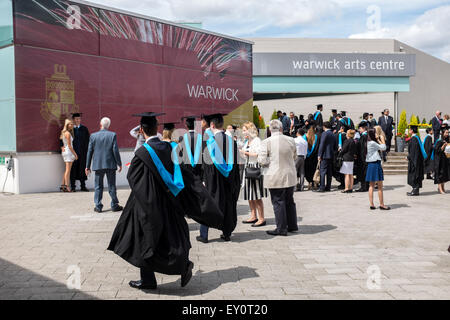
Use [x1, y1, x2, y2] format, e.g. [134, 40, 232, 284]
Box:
[0, 175, 449, 300]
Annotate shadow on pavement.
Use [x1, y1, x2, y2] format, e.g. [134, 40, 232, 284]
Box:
[389, 203, 410, 209]
[143, 266, 259, 296]
[0, 257, 97, 300]
[383, 185, 407, 191]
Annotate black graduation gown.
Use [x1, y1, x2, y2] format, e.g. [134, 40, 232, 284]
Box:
[433, 140, 449, 184]
[356, 134, 368, 183]
[201, 131, 240, 237]
[407, 137, 424, 189]
[333, 133, 347, 179]
[314, 112, 323, 128]
[71, 125, 90, 182]
[178, 131, 202, 178]
[108, 139, 223, 274]
[423, 135, 434, 174]
[305, 135, 320, 183]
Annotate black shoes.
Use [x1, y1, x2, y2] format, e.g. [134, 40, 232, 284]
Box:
[379, 206, 391, 210]
[407, 189, 420, 196]
[370, 206, 376, 210]
[220, 234, 231, 242]
[196, 236, 208, 243]
[111, 205, 123, 212]
[251, 220, 266, 227]
[80, 187, 89, 192]
[288, 228, 298, 233]
[266, 229, 287, 236]
[94, 207, 102, 213]
[296, 184, 303, 192]
[129, 280, 157, 290]
[242, 219, 258, 224]
[181, 261, 194, 287]
[341, 190, 353, 193]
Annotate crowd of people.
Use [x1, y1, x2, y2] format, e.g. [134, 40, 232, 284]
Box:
[56, 106, 449, 290]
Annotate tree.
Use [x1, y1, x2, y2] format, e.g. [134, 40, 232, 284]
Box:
[270, 109, 278, 120]
[422, 118, 427, 124]
[416, 115, 420, 124]
[409, 113, 418, 125]
[398, 110, 407, 137]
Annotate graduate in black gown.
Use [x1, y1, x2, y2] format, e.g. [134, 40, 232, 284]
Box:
[304, 122, 320, 189]
[407, 125, 426, 196]
[179, 115, 203, 179]
[355, 121, 369, 192]
[70, 113, 90, 191]
[313, 104, 324, 131]
[433, 127, 449, 194]
[423, 128, 434, 180]
[108, 112, 222, 290]
[197, 113, 240, 243]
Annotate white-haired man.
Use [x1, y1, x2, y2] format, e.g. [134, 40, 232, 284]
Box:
[86, 117, 123, 213]
[258, 119, 298, 236]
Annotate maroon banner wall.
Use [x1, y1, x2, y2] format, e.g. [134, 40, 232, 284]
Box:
[13, 0, 252, 152]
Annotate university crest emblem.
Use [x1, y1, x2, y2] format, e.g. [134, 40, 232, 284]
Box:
[40, 64, 79, 125]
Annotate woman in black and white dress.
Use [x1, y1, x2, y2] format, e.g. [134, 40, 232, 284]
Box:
[240, 122, 267, 227]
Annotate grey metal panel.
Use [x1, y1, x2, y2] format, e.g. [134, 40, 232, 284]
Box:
[70, 0, 254, 45]
[253, 52, 415, 77]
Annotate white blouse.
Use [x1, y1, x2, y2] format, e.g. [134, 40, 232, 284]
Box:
[243, 137, 262, 164]
[366, 141, 386, 162]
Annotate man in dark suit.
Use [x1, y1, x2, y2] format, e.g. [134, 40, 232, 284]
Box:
[316, 121, 336, 192]
[431, 110, 442, 142]
[378, 108, 394, 160]
[86, 117, 123, 213]
[330, 109, 338, 133]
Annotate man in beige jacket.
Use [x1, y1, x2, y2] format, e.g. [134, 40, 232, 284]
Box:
[258, 119, 298, 236]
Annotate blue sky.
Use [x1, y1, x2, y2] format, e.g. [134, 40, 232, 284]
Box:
[96, 0, 450, 62]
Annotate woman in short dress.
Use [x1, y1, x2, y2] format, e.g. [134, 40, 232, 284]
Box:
[60, 119, 77, 192]
[365, 128, 390, 210]
[339, 129, 357, 193]
[240, 121, 267, 227]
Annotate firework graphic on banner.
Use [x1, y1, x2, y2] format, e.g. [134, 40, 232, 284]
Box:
[16, 0, 252, 77]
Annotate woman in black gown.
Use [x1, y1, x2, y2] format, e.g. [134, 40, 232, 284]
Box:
[434, 127, 449, 194]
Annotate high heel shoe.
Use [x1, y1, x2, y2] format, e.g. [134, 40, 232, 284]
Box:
[60, 185, 67, 192]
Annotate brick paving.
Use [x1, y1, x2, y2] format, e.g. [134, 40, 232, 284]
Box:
[0, 175, 449, 300]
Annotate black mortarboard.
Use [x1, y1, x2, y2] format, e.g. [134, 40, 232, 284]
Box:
[71, 112, 83, 117]
[358, 121, 368, 128]
[341, 111, 347, 116]
[409, 124, 419, 133]
[331, 109, 337, 113]
[204, 113, 227, 123]
[316, 104, 323, 110]
[161, 122, 179, 131]
[133, 112, 165, 128]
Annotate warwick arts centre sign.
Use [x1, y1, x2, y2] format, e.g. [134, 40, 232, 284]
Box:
[253, 52, 416, 77]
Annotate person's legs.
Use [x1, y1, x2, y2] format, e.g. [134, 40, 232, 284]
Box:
[65, 163, 73, 191]
[255, 199, 265, 223]
[70, 160, 77, 190]
[299, 157, 305, 191]
[285, 187, 298, 231]
[140, 267, 157, 285]
[106, 169, 119, 209]
[368, 182, 375, 207]
[344, 174, 350, 190]
[269, 188, 287, 233]
[199, 225, 209, 240]
[349, 174, 354, 190]
[94, 170, 105, 210]
[246, 200, 257, 222]
[319, 160, 327, 191]
[326, 159, 332, 190]
[377, 181, 385, 207]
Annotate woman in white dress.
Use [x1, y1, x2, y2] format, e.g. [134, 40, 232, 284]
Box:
[240, 122, 267, 227]
[60, 119, 78, 192]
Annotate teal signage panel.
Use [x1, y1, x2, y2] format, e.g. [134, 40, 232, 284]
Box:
[0, 45, 16, 152]
[253, 76, 410, 93]
[0, 0, 13, 47]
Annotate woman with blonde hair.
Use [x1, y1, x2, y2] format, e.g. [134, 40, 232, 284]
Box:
[304, 123, 320, 190]
[339, 129, 357, 192]
[240, 121, 267, 227]
[161, 122, 176, 142]
[60, 118, 77, 192]
[374, 125, 386, 161]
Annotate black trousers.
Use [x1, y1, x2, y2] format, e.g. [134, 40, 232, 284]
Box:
[140, 267, 157, 285]
[385, 134, 392, 153]
[269, 187, 298, 233]
[319, 159, 333, 191]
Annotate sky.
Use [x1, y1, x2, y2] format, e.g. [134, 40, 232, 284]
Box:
[93, 0, 450, 62]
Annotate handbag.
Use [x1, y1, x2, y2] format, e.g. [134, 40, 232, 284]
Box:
[245, 166, 261, 179]
[336, 151, 344, 170]
[313, 160, 321, 183]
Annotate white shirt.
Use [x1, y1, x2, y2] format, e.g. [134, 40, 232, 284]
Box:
[145, 135, 160, 143]
[294, 135, 308, 156]
[366, 141, 386, 162]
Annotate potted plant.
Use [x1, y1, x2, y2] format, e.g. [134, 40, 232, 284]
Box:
[396, 110, 408, 152]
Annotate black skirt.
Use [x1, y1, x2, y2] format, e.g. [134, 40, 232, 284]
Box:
[243, 163, 267, 200]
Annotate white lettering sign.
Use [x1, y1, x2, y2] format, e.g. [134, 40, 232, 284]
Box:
[187, 84, 238, 101]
